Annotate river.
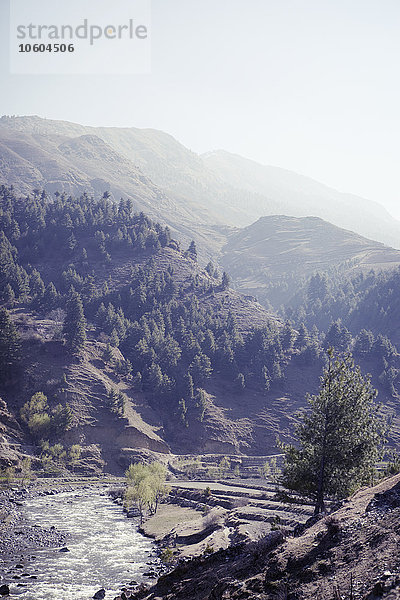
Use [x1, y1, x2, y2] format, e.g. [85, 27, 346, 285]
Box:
[15, 490, 158, 600]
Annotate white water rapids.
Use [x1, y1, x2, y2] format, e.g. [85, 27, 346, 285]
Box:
[15, 490, 157, 600]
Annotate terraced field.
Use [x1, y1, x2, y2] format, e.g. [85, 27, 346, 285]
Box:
[140, 455, 317, 559]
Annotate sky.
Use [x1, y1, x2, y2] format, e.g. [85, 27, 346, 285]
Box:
[1, 0, 400, 219]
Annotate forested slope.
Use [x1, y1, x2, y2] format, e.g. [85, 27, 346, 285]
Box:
[0, 186, 400, 472]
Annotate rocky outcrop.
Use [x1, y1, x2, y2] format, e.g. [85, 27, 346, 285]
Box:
[0, 398, 23, 468]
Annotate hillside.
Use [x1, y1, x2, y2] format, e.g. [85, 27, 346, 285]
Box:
[1, 186, 400, 474]
[1, 115, 400, 254]
[204, 149, 400, 250]
[0, 122, 226, 260]
[131, 473, 400, 600]
[0, 185, 291, 470]
[221, 215, 400, 308]
[0, 115, 286, 232]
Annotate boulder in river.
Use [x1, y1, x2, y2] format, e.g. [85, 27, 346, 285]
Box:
[0, 584, 10, 596]
[59, 547, 70, 552]
[93, 589, 106, 599]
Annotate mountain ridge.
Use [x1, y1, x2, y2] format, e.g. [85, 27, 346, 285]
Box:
[1, 114, 400, 253]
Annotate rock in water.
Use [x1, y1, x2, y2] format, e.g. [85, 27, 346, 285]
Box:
[0, 584, 10, 596]
[93, 589, 106, 599]
[59, 547, 70, 553]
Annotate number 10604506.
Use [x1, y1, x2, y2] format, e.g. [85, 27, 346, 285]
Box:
[18, 43, 75, 52]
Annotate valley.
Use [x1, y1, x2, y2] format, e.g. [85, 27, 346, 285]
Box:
[1, 115, 400, 600]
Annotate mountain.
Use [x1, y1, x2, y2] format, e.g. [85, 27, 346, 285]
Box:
[221, 215, 400, 308]
[1, 186, 399, 475]
[1, 115, 400, 255]
[0, 119, 227, 260]
[0, 115, 284, 234]
[203, 149, 400, 250]
[0, 185, 292, 471]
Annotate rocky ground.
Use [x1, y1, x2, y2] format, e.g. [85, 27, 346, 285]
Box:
[3, 473, 400, 600]
[129, 473, 400, 600]
[136, 478, 314, 561]
[0, 485, 68, 596]
[0, 471, 314, 598]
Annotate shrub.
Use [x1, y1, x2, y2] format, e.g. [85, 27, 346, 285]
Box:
[325, 516, 341, 540]
[160, 547, 175, 564]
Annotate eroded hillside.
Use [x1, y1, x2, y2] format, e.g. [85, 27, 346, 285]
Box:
[1, 186, 400, 474]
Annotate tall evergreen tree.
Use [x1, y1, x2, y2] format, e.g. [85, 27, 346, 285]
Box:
[281, 349, 386, 514]
[43, 282, 58, 310]
[186, 240, 197, 261]
[63, 291, 86, 353]
[3, 283, 15, 307]
[295, 323, 309, 350]
[0, 308, 20, 385]
[221, 271, 230, 290]
[324, 320, 352, 352]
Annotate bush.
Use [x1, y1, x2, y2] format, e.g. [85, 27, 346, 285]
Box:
[202, 510, 221, 529]
[325, 516, 341, 540]
[160, 547, 175, 564]
[21, 392, 72, 439]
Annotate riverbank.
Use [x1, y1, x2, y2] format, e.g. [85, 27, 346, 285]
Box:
[0, 478, 117, 563]
[0, 480, 161, 599]
[0, 475, 314, 598]
[128, 474, 400, 600]
[1, 486, 67, 558]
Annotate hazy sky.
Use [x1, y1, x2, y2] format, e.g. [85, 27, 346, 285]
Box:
[1, 0, 400, 219]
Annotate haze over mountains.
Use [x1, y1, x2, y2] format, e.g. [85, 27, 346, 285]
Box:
[1, 114, 400, 257]
[203, 149, 400, 249]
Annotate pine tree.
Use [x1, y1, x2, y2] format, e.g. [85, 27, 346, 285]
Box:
[103, 343, 114, 364]
[43, 282, 58, 310]
[205, 261, 215, 277]
[110, 329, 120, 347]
[63, 291, 86, 353]
[29, 269, 45, 298]
[354, 329, 374, 356]
[221, 271, 230, 290]
[3, 283, 15, 307]
[0, 308, 19, 385]
[189, 353, 212, 385]
[324, 320, 352, 352]
[148, 362, 163, 391]
[281, 349, 386, 514]
[179, 372, 194, 399]
[295, 323, 309, 350]
[186, 240, 197, 261]
[281, 320, 295, 350]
